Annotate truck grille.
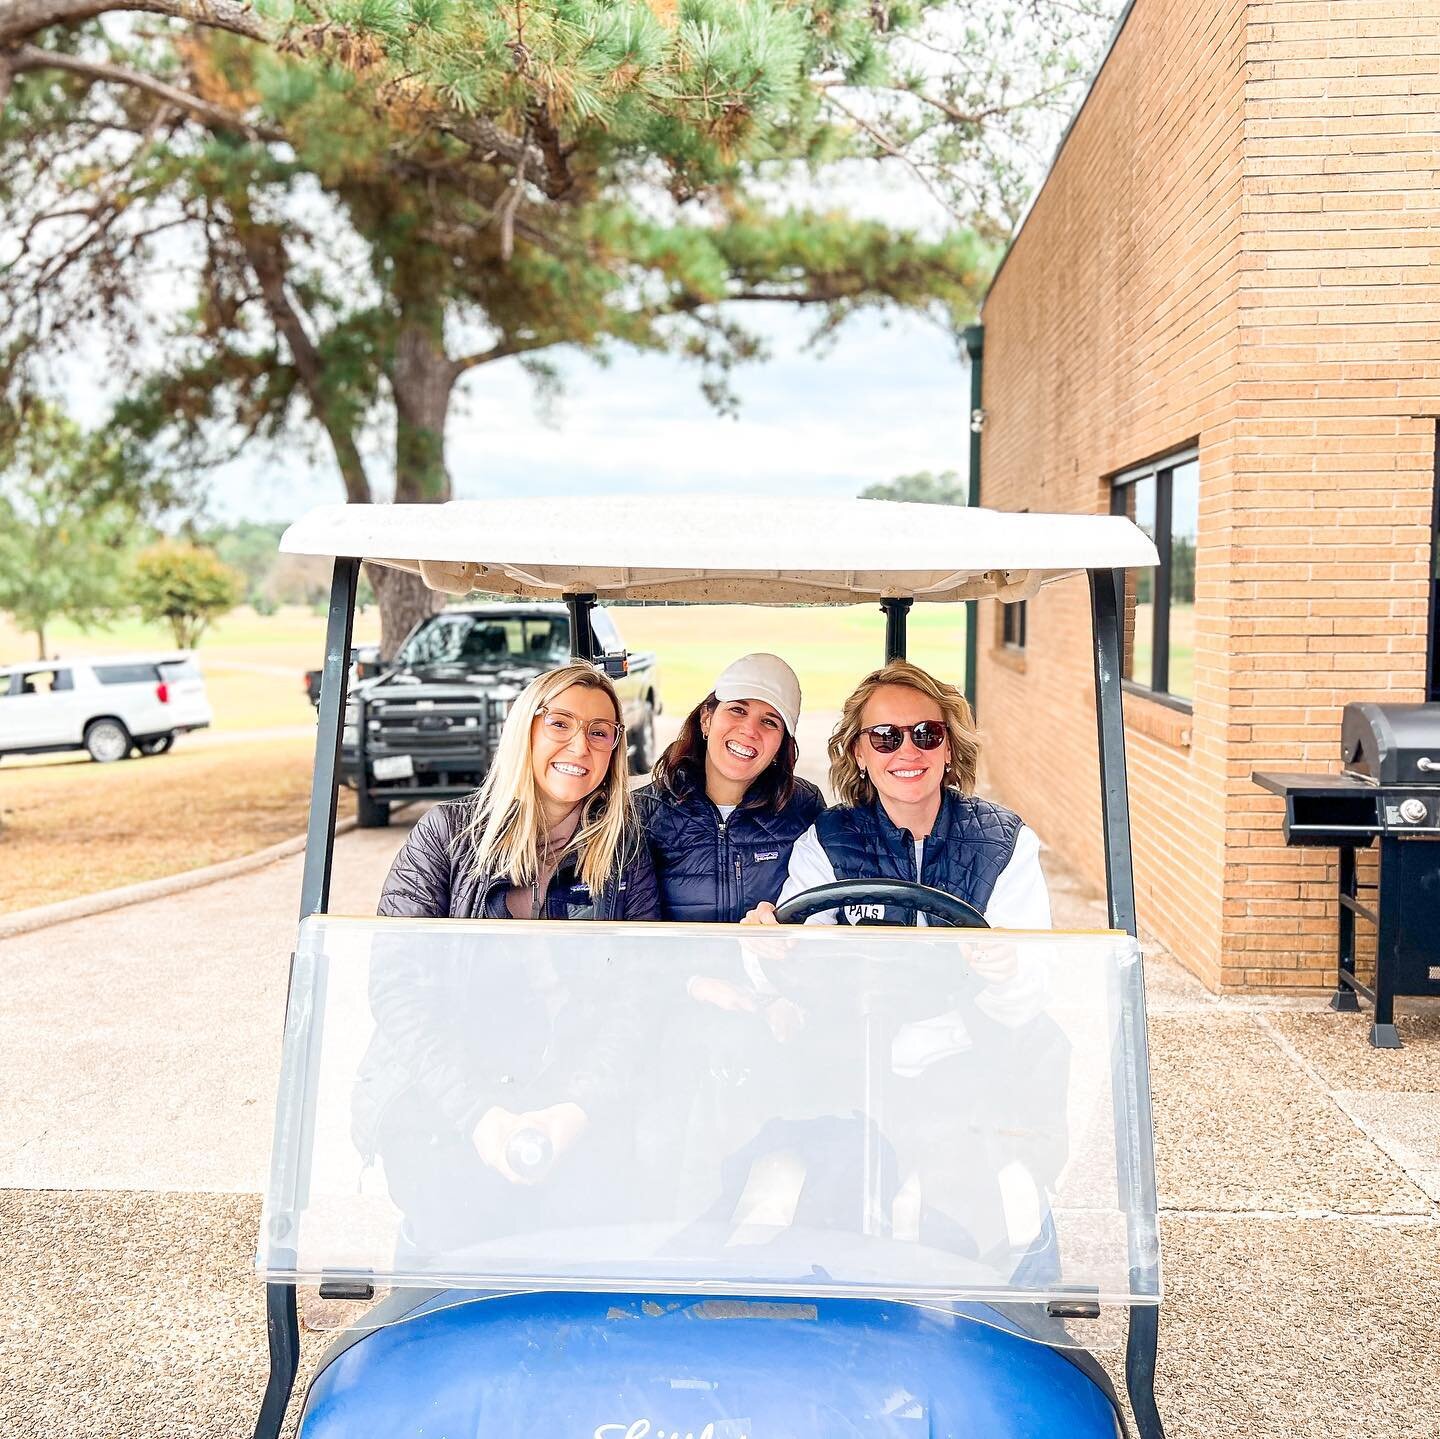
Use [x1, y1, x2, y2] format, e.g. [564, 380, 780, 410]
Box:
[368, 697, 505, 756]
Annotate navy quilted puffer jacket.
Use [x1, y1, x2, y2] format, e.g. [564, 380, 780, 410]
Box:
[636, 768, 825, 923]
[815, 789, 1023, 924]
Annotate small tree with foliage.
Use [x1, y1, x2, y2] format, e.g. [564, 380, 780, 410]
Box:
[0, 403, 132, 657]
[862, 470, 968, 505]
[129, 541, 243, 649]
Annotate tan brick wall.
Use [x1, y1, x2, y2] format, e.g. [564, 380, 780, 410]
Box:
[977, 0, 1440, 991]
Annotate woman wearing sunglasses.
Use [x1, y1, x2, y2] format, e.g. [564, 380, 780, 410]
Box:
[744, 659, 1049, 928]
[379, 662, 657, 921]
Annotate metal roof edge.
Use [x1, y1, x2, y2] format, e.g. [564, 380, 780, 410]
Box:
[980, 0, 1138, 312]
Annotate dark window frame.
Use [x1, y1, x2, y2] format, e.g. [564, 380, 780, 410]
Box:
[1110, 447, 1197, 713]
[10, 666, 75, 695]
[1001, 600, 1027, 651]
[1427, 420, 1439, 703]
[94, 663, 162, 686]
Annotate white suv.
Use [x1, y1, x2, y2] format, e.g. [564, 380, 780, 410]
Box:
[0, 654, 214, 763]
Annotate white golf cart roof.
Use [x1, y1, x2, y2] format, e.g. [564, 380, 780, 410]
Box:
[280, 495, 1157, 604]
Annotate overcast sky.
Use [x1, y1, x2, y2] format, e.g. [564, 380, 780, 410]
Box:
[205, 303, 971, 525]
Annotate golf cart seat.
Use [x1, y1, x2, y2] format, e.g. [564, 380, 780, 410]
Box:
[299, 1289, 1123, 1437]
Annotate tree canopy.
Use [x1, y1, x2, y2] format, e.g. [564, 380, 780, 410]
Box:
[129, 538, 244, 646]
[0, 402, 135, 657]
[861, 468, 967, 505]
[1, 0, 1114, 648]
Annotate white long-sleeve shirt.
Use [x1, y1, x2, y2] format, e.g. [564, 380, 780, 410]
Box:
[776, 822, 1052, 930]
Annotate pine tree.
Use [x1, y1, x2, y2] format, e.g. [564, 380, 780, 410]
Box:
[1, 0, 1115, 649]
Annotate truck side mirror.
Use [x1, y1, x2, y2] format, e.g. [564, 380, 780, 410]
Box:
[598, 652, 630, 679]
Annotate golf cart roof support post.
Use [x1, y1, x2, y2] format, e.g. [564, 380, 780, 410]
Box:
[254, 556, 358, 1439]
[300, 557, 360, 921]
[964, 323, 984, 716]
[1088, 567, 1137, 937]
[881, 597, 912, 662]
[1089, 565, 1166, 1439]
[563, 592, 599, 662]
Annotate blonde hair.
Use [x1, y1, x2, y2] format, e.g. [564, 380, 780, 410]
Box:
[462, 663, 632, 897]
[827, 660, 980, 807]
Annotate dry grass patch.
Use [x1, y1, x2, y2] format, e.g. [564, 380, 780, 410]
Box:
[0, 738, 355, 914]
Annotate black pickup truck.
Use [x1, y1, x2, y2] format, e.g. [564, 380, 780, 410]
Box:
[336, 602, 660, 827]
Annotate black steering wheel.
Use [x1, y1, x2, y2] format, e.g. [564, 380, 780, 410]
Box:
[773, 879, 989, 928]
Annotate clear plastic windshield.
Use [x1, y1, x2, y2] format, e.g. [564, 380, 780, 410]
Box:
[259, 919, 1160, 1312]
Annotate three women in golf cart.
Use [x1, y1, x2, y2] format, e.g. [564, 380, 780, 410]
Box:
[369, 650, 1056, 1226]
[378, 649, 1050, 929]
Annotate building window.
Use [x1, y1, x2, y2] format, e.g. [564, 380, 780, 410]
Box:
[1111, 448, 1198, 708]
[1001, 600, 1027, 650]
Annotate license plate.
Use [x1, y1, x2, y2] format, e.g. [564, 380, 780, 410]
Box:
[372, 754, 414, 782]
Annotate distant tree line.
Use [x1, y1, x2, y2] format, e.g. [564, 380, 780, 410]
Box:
[861, 471, 969, 506]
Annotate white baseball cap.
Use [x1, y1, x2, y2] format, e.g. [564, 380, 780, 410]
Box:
[713, 653, 802, 735]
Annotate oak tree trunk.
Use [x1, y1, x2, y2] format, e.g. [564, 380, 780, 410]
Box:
[367, 562, 446, 658]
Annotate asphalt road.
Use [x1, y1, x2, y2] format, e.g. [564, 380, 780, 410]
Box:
[2, 723, 1438, 1437]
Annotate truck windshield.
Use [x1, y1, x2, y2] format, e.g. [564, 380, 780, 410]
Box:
[260, 919, 1161, 1312]
[396, 613, 570, 668]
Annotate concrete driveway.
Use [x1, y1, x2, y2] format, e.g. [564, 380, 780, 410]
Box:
[2, 774, 1438, 1435]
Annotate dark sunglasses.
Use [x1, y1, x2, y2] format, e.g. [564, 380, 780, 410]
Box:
[861, 721, 947, 754]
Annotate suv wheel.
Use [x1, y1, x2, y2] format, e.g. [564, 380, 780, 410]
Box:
[85, 719, 132, 763]
[139, 735, 175, 756]
[628, 700, 657, 776]
[357, 788, 392, 828]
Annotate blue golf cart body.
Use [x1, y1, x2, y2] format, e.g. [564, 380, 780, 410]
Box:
[255, 496, 1164, 1439]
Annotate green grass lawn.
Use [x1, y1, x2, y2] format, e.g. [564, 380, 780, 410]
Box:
[621, 603, 968, 715]
[0, 600, 965, 734]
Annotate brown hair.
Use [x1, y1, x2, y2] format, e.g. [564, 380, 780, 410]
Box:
[827, 660, 980, 807]
[653, 692, 799, 811]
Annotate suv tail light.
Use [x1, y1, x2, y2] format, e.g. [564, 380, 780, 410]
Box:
[155, 681, 170, 704]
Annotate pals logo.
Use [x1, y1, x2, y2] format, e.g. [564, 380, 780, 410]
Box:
[844, 903, 886, 924]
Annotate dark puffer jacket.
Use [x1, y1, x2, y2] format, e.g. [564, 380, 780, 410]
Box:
[815, 789, 1023, 924]
[636, 767, 825, 923]
[378, 796, 659, 921]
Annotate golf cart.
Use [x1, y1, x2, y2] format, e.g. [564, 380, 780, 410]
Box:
[256, 495, 1164, 1439]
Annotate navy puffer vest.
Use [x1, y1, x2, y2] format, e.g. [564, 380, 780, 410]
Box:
[637, 769, 825, 924]
[814, 789, 1023, 924]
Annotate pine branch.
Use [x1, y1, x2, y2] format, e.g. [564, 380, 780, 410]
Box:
[235, 227, 374, 505]
[450, 336, 554, 376]
[0, 0, 267, 46]
[7, 43, 284, 141]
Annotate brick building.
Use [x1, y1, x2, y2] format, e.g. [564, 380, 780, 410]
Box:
[973, 0, 1440, 991]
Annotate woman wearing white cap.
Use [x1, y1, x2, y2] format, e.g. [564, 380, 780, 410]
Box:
[635, 653, 825, 928]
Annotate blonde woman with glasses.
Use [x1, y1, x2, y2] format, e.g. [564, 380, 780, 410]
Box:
[744, 660, 1049, 929]
[363, 664, 656, 1212]
[379, 662, 658, 920]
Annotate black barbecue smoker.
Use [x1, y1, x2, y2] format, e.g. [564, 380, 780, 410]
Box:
[1253, 702, 1440, 1047]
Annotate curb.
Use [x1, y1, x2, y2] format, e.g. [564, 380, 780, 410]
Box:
[0, 817, 360, 940]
